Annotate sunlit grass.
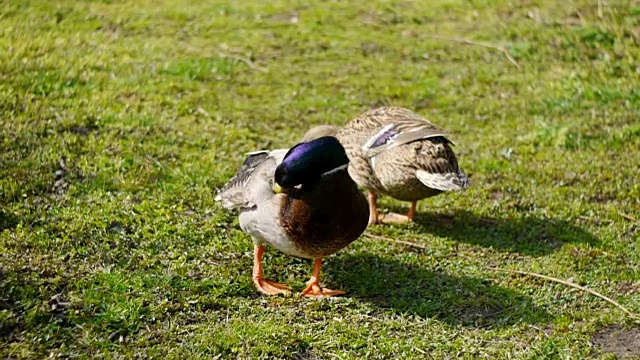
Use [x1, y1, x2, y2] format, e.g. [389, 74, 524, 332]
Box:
[1, 0, 639, 358]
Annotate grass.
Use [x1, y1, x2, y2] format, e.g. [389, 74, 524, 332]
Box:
[1, 0, 640, 358]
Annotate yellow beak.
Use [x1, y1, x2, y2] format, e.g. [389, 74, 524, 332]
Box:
[273, 183, 283, 194]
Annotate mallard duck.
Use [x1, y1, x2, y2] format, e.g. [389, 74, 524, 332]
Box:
[302, 107, 469, 225]
[215, 136, 369, 297]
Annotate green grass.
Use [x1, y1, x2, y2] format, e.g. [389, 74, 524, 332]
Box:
[1, 0, 640, 358]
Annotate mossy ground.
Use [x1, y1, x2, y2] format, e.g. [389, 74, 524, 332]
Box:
[1, 0, 639, 358]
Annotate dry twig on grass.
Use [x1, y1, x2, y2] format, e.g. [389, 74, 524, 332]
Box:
[217, 53, 267, 73]
[486, 267, 639, 320]
[598, 0, 604, 18]
[366, 232, 638, 319]
[577, 215, 614, 225]
[364, 232, 429, 249]
[181, 44, 268, 73]
[424, 34, 521, 70]
[618, 212, 638, 223]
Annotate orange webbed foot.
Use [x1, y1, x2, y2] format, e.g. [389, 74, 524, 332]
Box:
[300, 258, 345, 298]
[301, 282, 345, 298]
[253, 277, 291, 295]
[380, 201, 417, 224]
[252, 243, 291, 295]
[380, 212, 411, 224]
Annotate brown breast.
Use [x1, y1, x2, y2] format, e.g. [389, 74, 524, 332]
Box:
[279, 169, 369, 258]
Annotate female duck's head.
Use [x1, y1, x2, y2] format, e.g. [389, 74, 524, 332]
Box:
[275, 136, 349, 188]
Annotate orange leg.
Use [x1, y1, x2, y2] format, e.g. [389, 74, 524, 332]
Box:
[407, 201, 417, 222]
[368, 190, 379, 225]
[301, 258, 345, 298]
[252, 243, 291, 295]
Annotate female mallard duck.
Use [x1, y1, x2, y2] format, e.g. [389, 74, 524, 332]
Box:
[302, 107, 469, 225]
[215, 136, 369, 297]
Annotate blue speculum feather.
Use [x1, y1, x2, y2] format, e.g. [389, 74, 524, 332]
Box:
[370, 129, 399, 148]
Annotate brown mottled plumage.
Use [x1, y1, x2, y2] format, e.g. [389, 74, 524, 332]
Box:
[302, 106, 469, 224]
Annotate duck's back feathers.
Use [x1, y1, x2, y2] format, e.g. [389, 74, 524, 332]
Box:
[326, 106, 469, 201]
[300, 125, 340, 143]
[344, 107, 448, 135]
[366, 136, 466, 200]
[363, 123, 451, 157]
[215, 149, 287, 210]
[416, 170, 468, 191]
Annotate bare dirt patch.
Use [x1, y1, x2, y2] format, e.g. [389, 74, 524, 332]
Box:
[592, 325, 640, 358]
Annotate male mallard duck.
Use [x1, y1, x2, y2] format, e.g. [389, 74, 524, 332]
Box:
[302, 107, 469, 225]
[215, 136, 369, 297]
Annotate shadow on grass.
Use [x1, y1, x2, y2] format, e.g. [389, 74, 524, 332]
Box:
[0, 270, 25, 341]
[0, 211, 20, 232]
[327, 254, 551, 328]
[0, 265, 72, 343]
[408, 209, 599, 256]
